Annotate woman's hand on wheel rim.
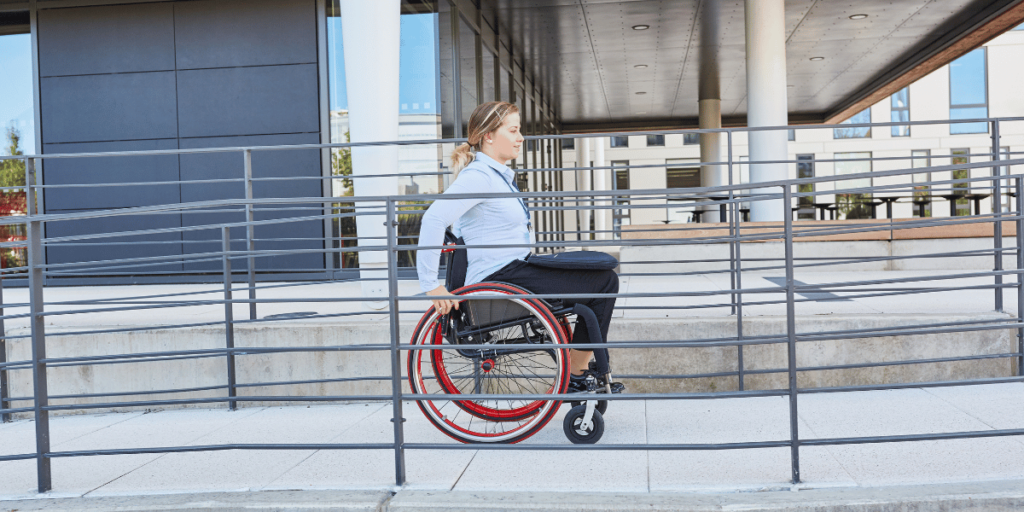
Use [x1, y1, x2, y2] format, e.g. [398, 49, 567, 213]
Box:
[426, 285, 460, 315]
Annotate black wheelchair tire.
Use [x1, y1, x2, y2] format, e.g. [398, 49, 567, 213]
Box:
[562, 404, 604, 444]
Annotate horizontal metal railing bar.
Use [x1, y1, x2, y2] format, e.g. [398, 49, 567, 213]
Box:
[786, 351, 1023, 374]
[4, 114, 1022, 163]
[0, 454, 37, 462]
[43, 395, 395, 412]
[402, 441, 791, 451]
[800, 428, 1024, 447]
[234, 376, 391, 389]
[45, 353, 227, 369]
[401, 390, 789, 401]
[34, 384, 229, 401]
[45, 444, 399, 458]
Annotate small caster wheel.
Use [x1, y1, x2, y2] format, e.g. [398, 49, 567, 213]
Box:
[569, 399, 607, 415]
[563, 404, 604, 444]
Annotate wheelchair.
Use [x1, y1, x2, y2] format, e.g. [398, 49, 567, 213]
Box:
[407, 230, 619, 444]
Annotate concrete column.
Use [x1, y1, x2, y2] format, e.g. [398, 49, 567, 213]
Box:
[699, 0, 724, 223]
[575, 138, 592, 242]
[341, 0, 401, 306]
[744, 0, 789, 222]
[593, 138, 609, 240]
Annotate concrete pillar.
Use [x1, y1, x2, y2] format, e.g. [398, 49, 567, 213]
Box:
[575, 138, 592, 242]
[699, 0, 724, 223]
[593, 138, 609, 240]
[744, 0, 789, 222]
[340, 0, 401, 306]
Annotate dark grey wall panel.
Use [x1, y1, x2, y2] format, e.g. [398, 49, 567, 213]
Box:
[45, 211, 183, 274]
[174, 0, 316, 70]
[178, 133, 321, 203]
[178, 133, 323, 272]
[43, 139, 181, 210]
[41, 72, 178, 143]
[38, 3, 175, 77]
[176, 64, 320, 138]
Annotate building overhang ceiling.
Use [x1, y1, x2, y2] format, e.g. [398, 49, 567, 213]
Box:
[482, 0, 1024, 132]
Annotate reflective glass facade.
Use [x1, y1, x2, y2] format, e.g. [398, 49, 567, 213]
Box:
[949, 48, 987, 134]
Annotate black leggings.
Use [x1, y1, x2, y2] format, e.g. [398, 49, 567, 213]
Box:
[484, 260, 619, 346]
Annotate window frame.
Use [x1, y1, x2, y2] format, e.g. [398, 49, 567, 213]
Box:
[646, 134, 665, 147]
[891, 87, 910, 137]
[949, 47, 989, 135]
[609, 136, 628, 148]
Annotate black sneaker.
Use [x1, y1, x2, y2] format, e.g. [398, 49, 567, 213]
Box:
[587, 361, 626, 393]
[567, 371, 597, 393]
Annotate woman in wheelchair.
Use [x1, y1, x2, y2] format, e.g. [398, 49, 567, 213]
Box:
[410, 100, 623, 443]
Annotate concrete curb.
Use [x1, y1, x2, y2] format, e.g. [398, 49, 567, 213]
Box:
[6, 480, 1024, 512]
[0, 490, 392, 512]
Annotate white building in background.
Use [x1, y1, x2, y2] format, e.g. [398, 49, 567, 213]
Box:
[562, 26, 1024, 230]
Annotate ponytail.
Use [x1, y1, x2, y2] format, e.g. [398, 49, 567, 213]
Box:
[450, 142, 475, 180]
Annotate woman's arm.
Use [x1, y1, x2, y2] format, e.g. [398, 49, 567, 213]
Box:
[416, 170, 489, 294]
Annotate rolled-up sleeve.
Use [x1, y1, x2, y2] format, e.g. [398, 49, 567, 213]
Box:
[417, 170, 488, 292]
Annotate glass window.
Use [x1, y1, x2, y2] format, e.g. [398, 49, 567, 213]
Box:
[561, 138, 574, 150]
[666, 168, 699, 189]
[891, 87, 910, 137]
[950, 48, 988, 134]
[611, 161, 630, 238]
[683, 133, 699, 145]
[327, 1, 442, 268]
[610, 136, 628, 148]
[438, 5, 455, 139]
[834, 109, 871, 139]
[834, 152, 873, 219]
[481, 47, 496, 103]
[796, 155, 815, 220]
[458, 17, 478, 137]
[912, 150, 931, 217]
[646, 134, 665, 147]
[0, 26, 31, 270]
[499, 66, 510, 103]
[951, 148, 970, 215]
[788, 129, 795, 141]
[1014, 22, 1024, 30]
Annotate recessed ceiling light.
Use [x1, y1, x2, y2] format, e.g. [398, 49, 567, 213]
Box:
[634, 64, 648, 69]
[635, 91, 647, 95]
[632, 24, 650, 30]
[849, 14, 868, 20]
[809, 56, 825, 61]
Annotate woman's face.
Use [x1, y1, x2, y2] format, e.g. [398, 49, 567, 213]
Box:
[483, 112, 524, 163]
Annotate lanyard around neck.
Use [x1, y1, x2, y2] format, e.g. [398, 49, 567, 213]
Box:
[489, 166, 533, 231]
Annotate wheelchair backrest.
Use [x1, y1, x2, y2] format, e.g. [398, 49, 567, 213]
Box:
[442, 228, 468, 291]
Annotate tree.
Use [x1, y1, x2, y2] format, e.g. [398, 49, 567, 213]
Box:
[0, 124, 26, 190]
[331, 131, 353, 196]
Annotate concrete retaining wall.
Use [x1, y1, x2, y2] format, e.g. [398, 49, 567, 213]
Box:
[620, 237, 1018, 272]
[3, 313, 1014, 416]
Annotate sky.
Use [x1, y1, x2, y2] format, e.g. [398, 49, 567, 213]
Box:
[0, 34, 36, 154]
[328, 13, 439, 114]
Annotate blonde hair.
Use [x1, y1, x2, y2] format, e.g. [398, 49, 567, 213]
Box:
[451, 101, 519, 177]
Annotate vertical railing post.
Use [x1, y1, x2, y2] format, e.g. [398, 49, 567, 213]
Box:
[26, 158, 51, 492]
[222, 227, 237, 411]
[243, 149, 257, 320]
[386, 199, 407, 486]
[727, 130, 744, 390]
[0, 249, 9, 423]
[992, 120, 1003, 312]
[783, 184, 801, 484]
[1015, 178, 1023, 376]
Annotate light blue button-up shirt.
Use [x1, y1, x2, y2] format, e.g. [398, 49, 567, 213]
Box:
[417, 152, 534, 292]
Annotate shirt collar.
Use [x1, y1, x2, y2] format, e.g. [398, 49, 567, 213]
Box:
[474, 152, 515, 181]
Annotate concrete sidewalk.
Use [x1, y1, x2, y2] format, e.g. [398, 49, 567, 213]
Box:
[2, 383, 1024, 503]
